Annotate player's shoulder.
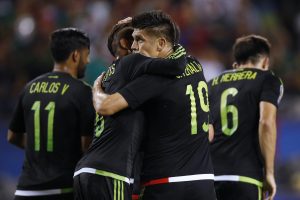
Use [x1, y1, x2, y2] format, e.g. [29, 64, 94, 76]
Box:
[73, 79, 92, 94]
[186, 55, 200, 63]
[260, 70, 283, 87]
[120, 53, 150, 65]
[23, 72, 52, 89]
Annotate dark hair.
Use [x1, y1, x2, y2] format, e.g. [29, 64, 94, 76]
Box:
[107, 22, 134, 57]
[132, 10, 179, 45]
[233, 34, 271, 65]
[50, 28, 90, 63]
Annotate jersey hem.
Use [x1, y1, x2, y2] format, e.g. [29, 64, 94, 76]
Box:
[214, 175, 263, 187]
[15, 187, 73, 196]
[143, 173, 215, 186]
[74, 167, 133, 184]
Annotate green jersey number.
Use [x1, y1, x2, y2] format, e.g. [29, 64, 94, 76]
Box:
[186, 81, 209, 135]
[220, 88, 238, 136]
[31, 101, 55, 152]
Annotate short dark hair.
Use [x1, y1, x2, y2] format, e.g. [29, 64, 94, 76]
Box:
[107, 22, 134, 57]
[50, 28, 90, 63]
[233, 35, 271, 65]
[132, 10, 179, 45]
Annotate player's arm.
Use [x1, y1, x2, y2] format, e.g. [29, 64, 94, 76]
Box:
[94, 74, 172, 116]
[79, 85, 96, 152]
[259, 73, 283, 200]
[208, 82, 214, 142]
[93, 73, 128, 116]
[81, 136, 92, 152]
[7, 129, 26, 149]
[142, 45, 186, 76]
[259, 101, 277, 200]
[8, 91, 26, 149]
[208, 124, 214, 142]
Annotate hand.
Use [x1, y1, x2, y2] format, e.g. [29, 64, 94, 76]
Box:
[263, 173, 276, 200]
[93, 72, 106, 112]
[93, 72, 105, 93]
[117, 17, 132, 25]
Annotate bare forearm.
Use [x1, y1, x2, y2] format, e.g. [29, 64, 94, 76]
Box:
[93, 89, 109, 114]
[259, 119, 276, 175]
[81, 136, 92, 152]
[208, 124, 214, 142]
[93, 89, 128, 116]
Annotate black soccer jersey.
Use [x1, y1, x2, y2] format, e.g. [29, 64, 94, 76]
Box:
[208, 68, 284, 182]
[119, 55, 214, 183]
[9, 71, 95, 191]
[75, 46, 187, 183]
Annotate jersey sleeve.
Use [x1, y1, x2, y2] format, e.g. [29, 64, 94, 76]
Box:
[79, 85, 96, 136]
[120, 45, 186, 81]
[143, 45, 186, 76]
[118, 75, 173, 109]
[143, 57, 185, 77]
[260, 72, 284, 107]
[9, 91, 26, 134]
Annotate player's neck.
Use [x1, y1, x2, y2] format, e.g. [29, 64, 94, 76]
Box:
[160, 45, 174, 58]
[236, 58, 269, 71]
[53, 63, 78, 78]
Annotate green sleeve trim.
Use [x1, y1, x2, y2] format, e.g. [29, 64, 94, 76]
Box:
[61, 187, 73, 193]
[239, 176, 263, 187]
[258, 186, 262, 200]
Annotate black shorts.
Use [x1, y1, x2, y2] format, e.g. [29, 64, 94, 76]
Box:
[74, 173, 131, 200]
[140, 180, 216, 200]
[215, 181, 262, 200]
[14, 193, 73, 200]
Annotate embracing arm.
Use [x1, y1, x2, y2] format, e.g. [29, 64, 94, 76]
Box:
[208, 124, 214, 142]
[93, 73, 128, 116]
[259, 101, 277, 200]
[7, 129, 26, 149]
[81, 136, 92, 152]
[144, 45, 186, 76]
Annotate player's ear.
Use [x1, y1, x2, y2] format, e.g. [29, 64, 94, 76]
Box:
[72, 50, 80, 63]
[262, 57, 269, 70]
[157, 37, 166, 52]
[119, 38, 132, 57]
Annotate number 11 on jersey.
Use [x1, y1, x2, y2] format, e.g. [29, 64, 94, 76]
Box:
[186, 81, 209, 135]
[31, 101, 55, 152]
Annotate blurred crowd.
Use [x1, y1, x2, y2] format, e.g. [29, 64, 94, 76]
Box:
[0, 0, 300, 198]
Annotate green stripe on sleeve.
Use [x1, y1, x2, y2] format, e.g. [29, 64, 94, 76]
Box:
[258, 186, 262, 200]
[239, 176, 263, 187]
[61, 187, 73, 194]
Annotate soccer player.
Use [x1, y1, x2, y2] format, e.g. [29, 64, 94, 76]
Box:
[7, 28, 95, 200]
[93, 11, 216, 200]
[73, 20, 187, 200]
[208, 35, 284, 200]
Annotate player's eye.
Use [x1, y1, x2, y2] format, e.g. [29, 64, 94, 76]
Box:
[134, 36, 143, 43]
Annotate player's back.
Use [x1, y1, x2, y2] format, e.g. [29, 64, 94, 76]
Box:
[141, 56, 213, 182]
[75, 55, 153, 182]
[14, 71, 94, 190]
[75, 48, 187, 182]
[208, 68, 283, 181]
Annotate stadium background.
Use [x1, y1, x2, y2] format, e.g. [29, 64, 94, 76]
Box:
[0, 0, 299, 199]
